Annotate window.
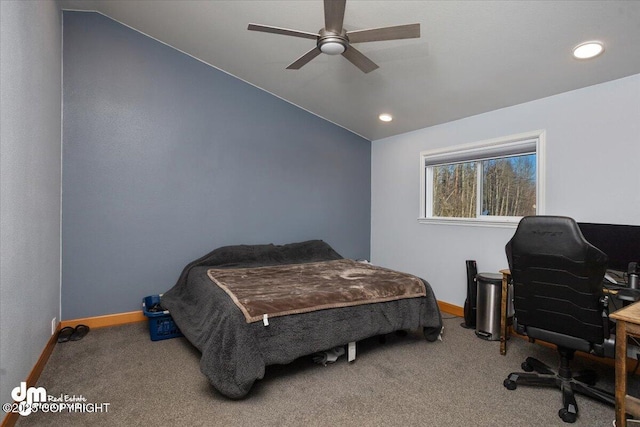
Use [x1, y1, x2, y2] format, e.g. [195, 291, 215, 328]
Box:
[419, 130, 545, 226]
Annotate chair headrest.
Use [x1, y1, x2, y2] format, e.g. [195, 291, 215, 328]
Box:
[508, 216, 606, 262]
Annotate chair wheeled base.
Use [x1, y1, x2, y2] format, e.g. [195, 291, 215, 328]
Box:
[503, 348, 615, 423]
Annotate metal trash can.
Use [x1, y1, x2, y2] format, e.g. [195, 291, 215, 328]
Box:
[475, 272, 503, 341]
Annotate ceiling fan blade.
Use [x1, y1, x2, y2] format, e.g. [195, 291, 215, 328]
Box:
[324, 0, 346, 33]
[286, 47, 322, 70]
[346, 23, 420, 44]
[341, 46, 379, 73]
[248, 23, 318, 40]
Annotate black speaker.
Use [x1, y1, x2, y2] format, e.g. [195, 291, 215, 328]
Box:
[461, 260, 478, 329]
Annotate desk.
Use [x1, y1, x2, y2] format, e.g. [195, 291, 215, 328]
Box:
[610, 301, 640, 427]
[499, 269, 511, 355]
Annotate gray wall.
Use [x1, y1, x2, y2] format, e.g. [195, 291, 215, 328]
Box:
[62, 12, 371, 320]
[371, 74, 640, 307]
[0, 0, 62, 407]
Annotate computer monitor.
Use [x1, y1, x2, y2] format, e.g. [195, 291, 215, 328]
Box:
[578, 222, 640, 272]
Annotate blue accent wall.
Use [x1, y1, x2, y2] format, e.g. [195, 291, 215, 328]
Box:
[62, 12, 371, 320]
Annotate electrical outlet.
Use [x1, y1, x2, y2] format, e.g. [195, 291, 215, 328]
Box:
[51, 317, 57, 336]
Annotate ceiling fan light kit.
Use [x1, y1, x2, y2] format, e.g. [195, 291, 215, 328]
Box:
[318, 30, 347, 55]
[320, 42, 346, 55]
[247, 0, 420, 73]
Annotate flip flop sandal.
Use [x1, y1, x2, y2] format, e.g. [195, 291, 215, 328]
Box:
[70, 324, 90, 341]
[57, 326, 75, 343]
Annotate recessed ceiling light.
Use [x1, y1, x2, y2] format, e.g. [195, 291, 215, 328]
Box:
[379, 113, 393, 122]
[573, 41, 604, 59]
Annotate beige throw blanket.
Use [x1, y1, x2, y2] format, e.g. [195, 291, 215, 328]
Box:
[207, 259, 426, 323]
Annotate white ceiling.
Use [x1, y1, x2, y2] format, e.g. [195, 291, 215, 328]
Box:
[59, 0, 640, 141]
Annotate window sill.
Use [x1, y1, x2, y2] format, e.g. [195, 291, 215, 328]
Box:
[417, 217, 521, 228]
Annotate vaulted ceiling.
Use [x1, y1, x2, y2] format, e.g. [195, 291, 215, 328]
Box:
[60, 0, 640, 141]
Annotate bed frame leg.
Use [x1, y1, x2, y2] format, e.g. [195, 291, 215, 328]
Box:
[348, 341, 356, 362]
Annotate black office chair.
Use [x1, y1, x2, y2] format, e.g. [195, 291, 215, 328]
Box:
[502, 216, 616, 423]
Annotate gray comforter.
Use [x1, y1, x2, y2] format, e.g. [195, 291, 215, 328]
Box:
[161, 240, 442, 399]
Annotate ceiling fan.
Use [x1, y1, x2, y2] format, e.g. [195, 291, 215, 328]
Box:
[247, 0, 420, 73]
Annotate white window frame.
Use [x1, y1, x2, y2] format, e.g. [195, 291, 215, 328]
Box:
[419, 130, 546, 228]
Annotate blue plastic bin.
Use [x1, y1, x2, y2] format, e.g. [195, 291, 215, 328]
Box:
[142, 294, 183, 341]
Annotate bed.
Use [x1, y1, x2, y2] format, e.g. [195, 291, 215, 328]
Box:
[161, 240, 443, 398]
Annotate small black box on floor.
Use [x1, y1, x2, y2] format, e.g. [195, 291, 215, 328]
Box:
[142, 294, 184, 341]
